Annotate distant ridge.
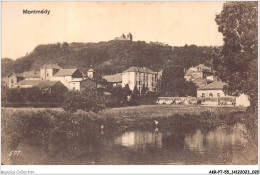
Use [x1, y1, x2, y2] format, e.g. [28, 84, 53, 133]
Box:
[1, 40, 217, 78]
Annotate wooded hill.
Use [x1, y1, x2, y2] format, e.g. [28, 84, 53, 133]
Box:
[2, 40, 218, 78]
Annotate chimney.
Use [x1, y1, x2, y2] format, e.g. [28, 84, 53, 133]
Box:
[143, 67, 146, 70]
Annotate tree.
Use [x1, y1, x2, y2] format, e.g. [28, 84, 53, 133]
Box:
[215, 2, 258, 108]
[63, 88, 106, 113]
[123, 84, 132, 96]
[161, 65, 182, 96]
[141, 85, 148, 94]
[133, 85, 139, 94]
[6, 89, 24, 103]
[106, 85, 132, 107]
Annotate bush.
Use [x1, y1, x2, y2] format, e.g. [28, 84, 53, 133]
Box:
[4, 87, 67, 105]
[63, 88, 106, 113]
[105, 85, 133, 108]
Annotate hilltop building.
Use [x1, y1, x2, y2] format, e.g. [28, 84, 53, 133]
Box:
[122, 66, 158, 93]
[115, 33, 133, 41]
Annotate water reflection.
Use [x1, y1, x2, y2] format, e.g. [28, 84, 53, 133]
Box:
[184, 124, 247, 153]
[3, 123, 249, 165]
[115, 131, 162, 147]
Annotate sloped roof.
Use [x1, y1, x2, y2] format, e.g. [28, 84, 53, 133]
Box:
[8, 72, 24, 78]
[69, 78, 83, 82]
[16, 80, 61, 88]
[2, 77, 8, 85]
[103, 73, 122, 83]
[16, 80, 43, 86]
[123, 67, 157, 74]
[196, 64, 212, 72]
[37, 81, 60, 88]
[53, 69, 78, 77]
[192, 78, 207, 87]
[184, 69, 193, 76]
[185, 64, 212, 75]
[42, 63, 62, 69]
[197, 81, 227, 90]
[21, 70, 40, 78]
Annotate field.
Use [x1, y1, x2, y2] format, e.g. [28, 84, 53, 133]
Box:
[103, 105, 246, 118]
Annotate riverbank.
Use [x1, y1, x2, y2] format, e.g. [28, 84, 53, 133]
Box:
[2, 104, 246, 117]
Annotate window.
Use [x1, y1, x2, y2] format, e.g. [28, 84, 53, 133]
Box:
[209, 93, 213, 97]
[47, 73, 49, 77]
[217, 93, 220, 97]
[202, 93, 205, 97]
[73, 87, 75, 91]
[11, 79, 14, 84]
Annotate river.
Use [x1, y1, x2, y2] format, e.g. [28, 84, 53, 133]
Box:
[5, 122, 248, 165]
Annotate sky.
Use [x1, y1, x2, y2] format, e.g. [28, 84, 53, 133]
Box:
[2, 1, 225, 59]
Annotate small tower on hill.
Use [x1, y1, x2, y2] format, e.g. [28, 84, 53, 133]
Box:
[127, 32, 133, 41]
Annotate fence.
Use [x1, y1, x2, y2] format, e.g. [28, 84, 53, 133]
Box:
[157, 97, 236, 106]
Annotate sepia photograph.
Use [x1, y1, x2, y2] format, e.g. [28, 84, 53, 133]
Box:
[1, 0, 258, 173]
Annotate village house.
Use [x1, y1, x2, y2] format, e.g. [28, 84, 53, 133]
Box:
[102, 73, 122, 87]
[7, 70, 42, 88]
[122, 66, 158, 93]
[197, 81, 250, 107]
[197, 81, 226, 98]
[39, 64, 84, 90]
[184, 64, 214, 87]
[8, 73, 24, 88]
[14, 80, 67, 93]
[8, 63, 87, 91]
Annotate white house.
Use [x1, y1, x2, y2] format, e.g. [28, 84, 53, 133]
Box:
[122, 67, 158, 93]
[197, 81, 250, 107]
[7, 70, 41, 88]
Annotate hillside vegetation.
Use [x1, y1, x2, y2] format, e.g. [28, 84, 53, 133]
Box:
[2, 40, 218, 78]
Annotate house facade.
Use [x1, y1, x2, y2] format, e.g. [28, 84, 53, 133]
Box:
[184, 64, 214, 82]
[39, 64, 84, 90]
[197, 81, 227, 98]
[122, 67, 158, 93]
[197, 81, 250, 107]
[8, 70, 42, 88]
[8, 73, 24, 88]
